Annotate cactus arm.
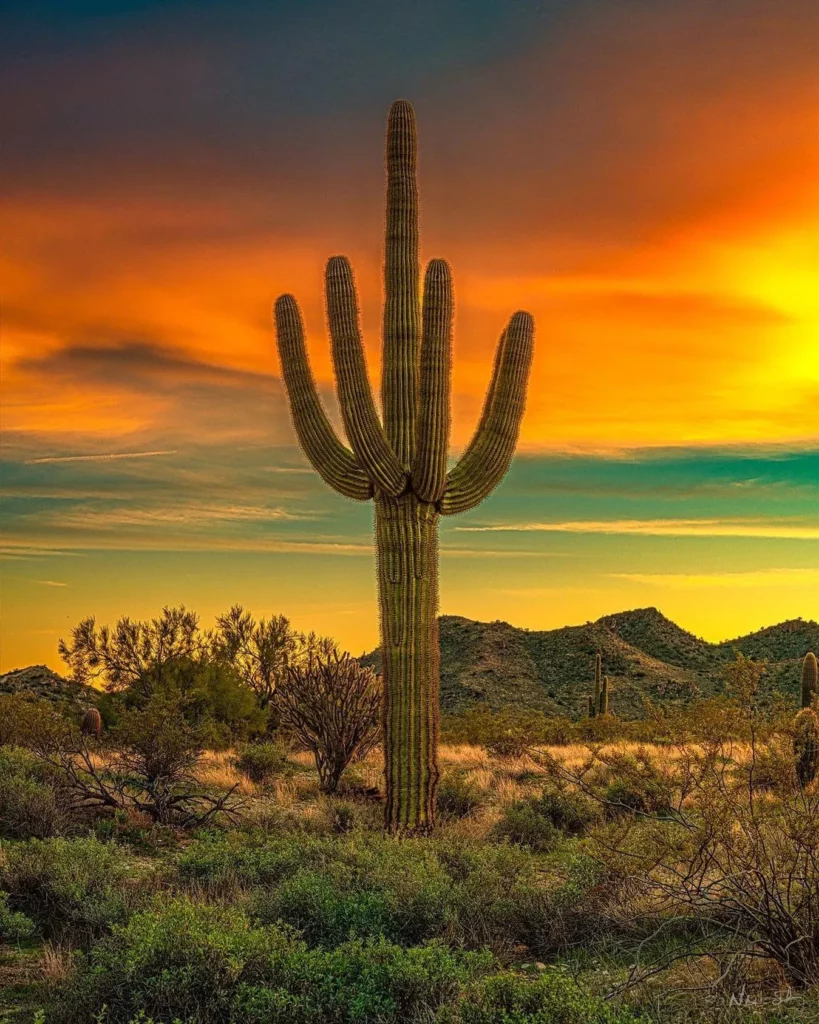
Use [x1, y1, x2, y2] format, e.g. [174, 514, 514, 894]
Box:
[412, 259, 454, 503]
[382, 99, 421, 468]
[275, 294, 373, 501]
[325, 256, 406, 497]
[440, 310, 534, 516]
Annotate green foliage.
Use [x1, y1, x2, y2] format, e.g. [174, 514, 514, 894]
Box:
[592, 753, 674, 819]
[436, 772, 484, 819]
[492, 788, 599, 852]
[102, 657, 265, 748]
[439, 969, 646, 1023]
[0, 745, 66, 838]
[441, 707, 572, 754]
[178, 831, 558, 954]
[1, 836, 135, 945]
[54, 897, 492, 1024]
[232, 741, 292, 785]
[0, 890, 36, 942]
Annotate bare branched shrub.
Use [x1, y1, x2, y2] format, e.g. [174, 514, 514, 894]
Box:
[535, 655, 819, 991]
[28, 695, 243, 828]
[275, 649, 382, 794]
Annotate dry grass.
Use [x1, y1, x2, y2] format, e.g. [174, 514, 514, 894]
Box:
[39, 942, 74, 986]
[197, 751, 255, 795]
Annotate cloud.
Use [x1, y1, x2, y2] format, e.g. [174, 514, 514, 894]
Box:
[25, 450, 178, 464]
[456, 518, 819, 539]
[610, 567, 819, 588]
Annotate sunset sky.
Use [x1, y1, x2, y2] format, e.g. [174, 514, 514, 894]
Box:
[1, 0, 817, 672]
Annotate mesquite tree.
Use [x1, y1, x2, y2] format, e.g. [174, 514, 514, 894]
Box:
[274, 100, 534, 831]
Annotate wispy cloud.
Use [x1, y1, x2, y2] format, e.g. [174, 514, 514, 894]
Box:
[455, 518, 819, 539]
[25, 450, 178, 465]
[33, 579, 68, 587]
[611, 567, 819, 588]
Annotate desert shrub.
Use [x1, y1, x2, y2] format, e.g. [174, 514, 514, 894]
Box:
[588, 752, 673, 819]
[553, 729, 819, 988]
[0, 746, 67, 838]
[232, 741, 292, 785]
[53, 897, 492, 1024]
[442, 708, 580, 753]
[493, 788, 599, 852]
[251, 838, 454, 947]
[275, 649, 382, 793]
[437, 772, 483, 819]
[493, 799, 559, 852]
[178, 831, 558, 954]
[0, 693, 70, 748]
[1, 836, 135, 946]
[98, 657, 266, 748]
[0, 890, 36, 942]
[28, 693, 244, 828]
[441, 969, 647, 1024]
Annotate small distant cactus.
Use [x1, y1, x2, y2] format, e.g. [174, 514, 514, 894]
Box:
[81, 707, 102, 738]
[801, 651, 817, 709]
[587, 653, 609, 717]
[794, 653, 818, 786]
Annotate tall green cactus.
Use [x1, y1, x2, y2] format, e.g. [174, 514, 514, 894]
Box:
[599, 675, 609, 717]
[795, 652, 819, 786]
[274, 100, 534, 831]
[801, 651, 818, 709]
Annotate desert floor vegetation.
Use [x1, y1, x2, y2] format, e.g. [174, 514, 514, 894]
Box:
[2, 618, 818, 1023]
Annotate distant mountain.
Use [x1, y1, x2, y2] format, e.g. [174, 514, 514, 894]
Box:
[364, 608, 819, 718]
[0, 664, 97, 710]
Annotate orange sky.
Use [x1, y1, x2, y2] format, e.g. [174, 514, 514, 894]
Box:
[1, 0, 817, 671]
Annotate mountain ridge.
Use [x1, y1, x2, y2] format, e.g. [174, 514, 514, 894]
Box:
[364, 607, 818, 717]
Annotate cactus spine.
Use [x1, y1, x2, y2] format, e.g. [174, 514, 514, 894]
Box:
[274, 101, 535, 832]
[795, 652, 819, 786]
[81, 707, 102, 738]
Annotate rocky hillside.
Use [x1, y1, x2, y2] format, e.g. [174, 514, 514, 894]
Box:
[365, 608, 819, 718]
[0, 664, 97, 710]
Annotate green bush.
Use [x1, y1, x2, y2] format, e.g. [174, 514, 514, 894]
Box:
[437, 772, 483, 819]
[441, 969, 647, 1023]
[0, 890, 36, 942]
[54, 897, 492, 1024]
[581, 752, 674, 820]
[179, 831, 555, 954]
[232, 741, 292, 785]
[1, 836, 135, 945]
[492, 788, 598, 852]
[0, 746, 65, 839]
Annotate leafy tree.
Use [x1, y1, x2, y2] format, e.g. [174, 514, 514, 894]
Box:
[98, 656, 266, 747]
[58, 606, 203, 689]
[211, 605, 300, 708]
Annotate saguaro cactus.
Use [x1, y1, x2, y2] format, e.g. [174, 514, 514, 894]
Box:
[795, 652, 819, 786]
[801, 652, 818, 709]
[274, 101, 534, 832]
[588, 653, 603, 718]
[599, 675, 610, 717]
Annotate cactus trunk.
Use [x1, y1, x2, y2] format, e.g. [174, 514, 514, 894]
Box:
[376, 494, 440, 829]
